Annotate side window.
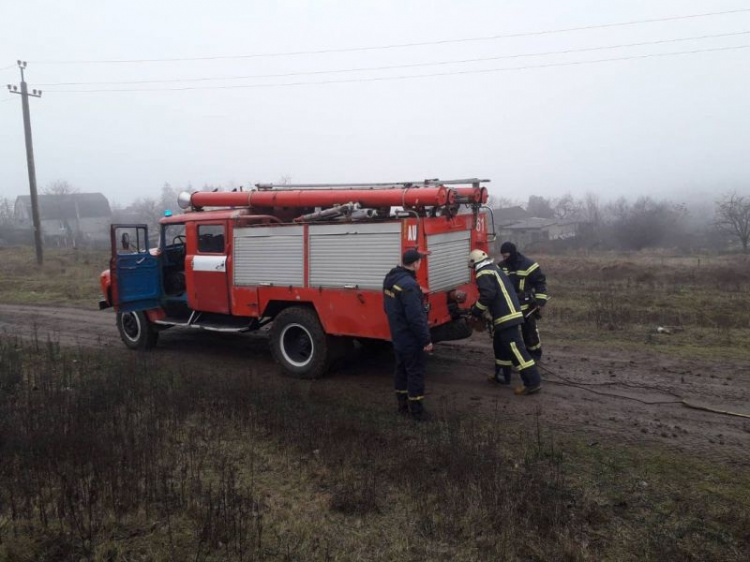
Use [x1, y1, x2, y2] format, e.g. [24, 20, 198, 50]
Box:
[197, 224, 225, 254]
[116, 226, 148, 255]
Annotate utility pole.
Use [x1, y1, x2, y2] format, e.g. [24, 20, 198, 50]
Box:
[8, 60, 43, 265]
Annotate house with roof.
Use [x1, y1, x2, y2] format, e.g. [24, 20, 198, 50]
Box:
[493, 206, 532, 227]
[14, 192, 111, 246]
[492, 207, 587, 248]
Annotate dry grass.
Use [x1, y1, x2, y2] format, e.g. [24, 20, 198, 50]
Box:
[536, 252, 750, 362]
[1, 246, 749, 362]
[1, 247, 749, 559]
[0, 246, 107, 307]
[0, 337, 749, 561]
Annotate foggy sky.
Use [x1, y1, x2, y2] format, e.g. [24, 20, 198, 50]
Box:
[1, 0, 749, 207]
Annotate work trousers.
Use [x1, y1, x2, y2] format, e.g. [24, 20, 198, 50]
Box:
[522, 314, 542, 361]
[394, 348, 426, 402]
[493, 325, 541, 388]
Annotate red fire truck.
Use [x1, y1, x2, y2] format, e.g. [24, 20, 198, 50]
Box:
[99, 179, 494, 378]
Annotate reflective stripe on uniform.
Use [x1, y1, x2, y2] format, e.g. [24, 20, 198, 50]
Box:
[515, 263, 539, 276]
[395, 389, 408, 395]
[477, 269, 518, 320]
[519, 278, 526, 291]
[510, 341, 535, 370]
[393, 284, 403, 292]
[535, 293, 549, 300]
[408, 395, 424, 401]
[493, 311, 523, 325]
[384, 290, 396, 298]
[475, 301, 488, 310]
[495, 359, 513, 366]
[520, 304, 529, 311]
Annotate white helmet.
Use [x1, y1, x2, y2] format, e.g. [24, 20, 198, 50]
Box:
[468, 249, 488, 268]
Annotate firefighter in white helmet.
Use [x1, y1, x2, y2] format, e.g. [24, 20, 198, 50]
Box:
[468, 249, 542, 395]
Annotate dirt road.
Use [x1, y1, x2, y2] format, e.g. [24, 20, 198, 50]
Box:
[2, 303, 748, 465]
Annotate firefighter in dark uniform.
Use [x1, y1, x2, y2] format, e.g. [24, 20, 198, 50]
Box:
[498, 242, 549, 362]
[383, 249, 433, 420]
[468, 249, 542, 395]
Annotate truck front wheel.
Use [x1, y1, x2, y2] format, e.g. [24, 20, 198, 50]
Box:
[270, 307, 329, 379]
[117, 311, 159, 350]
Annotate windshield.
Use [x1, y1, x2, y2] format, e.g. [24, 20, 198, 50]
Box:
[162, 223, 186, 248]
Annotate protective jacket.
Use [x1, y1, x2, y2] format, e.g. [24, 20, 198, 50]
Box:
[383, 266, 431, 352]
[471, 260, 524, 329]
[498, 252, 549, 311]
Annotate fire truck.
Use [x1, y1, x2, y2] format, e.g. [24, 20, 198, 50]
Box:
[99, 179, 494, 378]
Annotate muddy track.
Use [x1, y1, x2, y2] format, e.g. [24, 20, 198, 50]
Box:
[2, 304, 748, 465]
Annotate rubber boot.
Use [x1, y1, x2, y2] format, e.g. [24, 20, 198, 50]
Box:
[514, 384, 541, 396]
[408, 399, 427, 421]
[396, 394, 409, 416]
[489, 365, 511, 385]
[514, 367, 541, 395]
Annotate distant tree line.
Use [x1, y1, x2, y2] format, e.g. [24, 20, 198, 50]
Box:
[489, 190, 750, 253]
[1, 180, 749, 253]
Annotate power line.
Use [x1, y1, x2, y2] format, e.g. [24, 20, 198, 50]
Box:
[36, 30, 750, 87]
[31, 7, 750, 65]
[44, 44, 750, 93]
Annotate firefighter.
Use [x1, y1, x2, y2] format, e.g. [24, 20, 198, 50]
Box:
[383, 248, 433, 420]
[468, 249, 542, 395]
[498, 242, 548, 362]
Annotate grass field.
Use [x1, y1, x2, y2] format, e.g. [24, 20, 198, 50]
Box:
[541, 253, 750, 362]
[0, 339, 748, 561]
[2, 246, 748, 362]
[1, 246, 749, 560]
[0, 247, 107, 307]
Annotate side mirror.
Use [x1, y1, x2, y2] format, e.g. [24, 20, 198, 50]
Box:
[121, 232, 131, 251]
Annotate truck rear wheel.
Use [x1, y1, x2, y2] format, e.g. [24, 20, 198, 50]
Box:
[117, 311, 159, 350]
[270, 307, 329, 379]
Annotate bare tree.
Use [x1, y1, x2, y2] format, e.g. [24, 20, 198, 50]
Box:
[526, 195, 555, 218]
[582, 192, 602, 227]
[714, 191, 750, 252]
[0, 197, 13, 226]
[486, 194, 517, 210]
[130, 197, 163, 233]
[43, 180, 79, 196]
[552, 193, 582, 220]
[159, 183, 184, 215]
[608, 197, 686, 250]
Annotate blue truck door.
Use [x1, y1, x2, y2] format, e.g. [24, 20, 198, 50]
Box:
[112, 224, 162, 312]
